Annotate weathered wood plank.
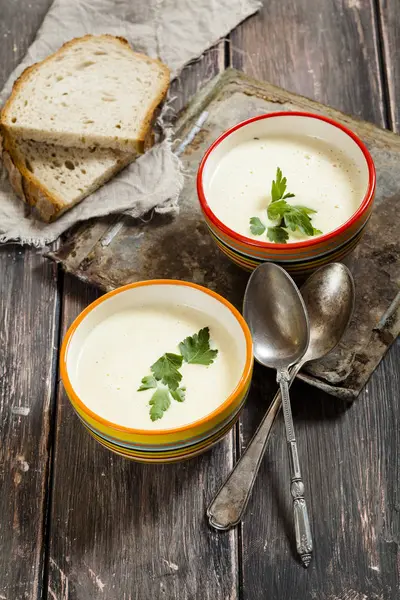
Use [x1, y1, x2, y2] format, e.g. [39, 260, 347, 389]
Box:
[230, 0, 385, 125]
[169, 47, 226, 115]
[0, 0, 52, 76]
[0, 248, 58, 600]
[379, 0, 400, 130]
[0, 2, 59, 598]
[47, 46, 240, 600]
[231, 0, 400, 598]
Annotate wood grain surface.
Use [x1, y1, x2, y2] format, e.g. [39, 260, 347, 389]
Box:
[379, 0, 400, 130]
[0, 1, 399, 599]
[231, 1, 400, 598]
[0, 2, 58, 598]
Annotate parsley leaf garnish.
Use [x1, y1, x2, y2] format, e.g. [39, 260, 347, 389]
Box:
[267, 226, 289, 243]
[271, 167, 287, 202]
[138, 375, 158, 391]
[267, 199, 288, 221]
[149, 388, 171, 422]
[294, 205, 317, 215]
[138, 328, 218, 421]
[179, 327, 218, 366]
[249, 167, 322, 243]
[151, 353, 183, 391]
[284, 206, 314, 236]
[171, 387, 186, 403]
[249, 216, 266, 235]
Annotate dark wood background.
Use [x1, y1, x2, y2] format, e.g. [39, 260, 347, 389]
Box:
[0, 1, 399, 599]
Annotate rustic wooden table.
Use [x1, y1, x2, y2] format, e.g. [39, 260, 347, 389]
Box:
[1, 1, 399, 599]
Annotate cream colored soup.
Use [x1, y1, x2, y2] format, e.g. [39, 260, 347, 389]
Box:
[75, 304, 241, 430]
[207, 134, 366, 242]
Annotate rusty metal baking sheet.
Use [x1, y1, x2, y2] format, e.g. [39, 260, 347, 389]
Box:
[47, 69, 400, 400]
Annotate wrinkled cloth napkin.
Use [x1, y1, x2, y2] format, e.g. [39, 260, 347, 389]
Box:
[0, 0, 260, 246]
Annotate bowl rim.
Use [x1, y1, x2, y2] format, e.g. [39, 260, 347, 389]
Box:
[197, 111, 376, 250]
[60, 279, 253, 437]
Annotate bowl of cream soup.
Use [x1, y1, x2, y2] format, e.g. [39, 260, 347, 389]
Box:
[197, 112, 376, 278]
[60, 280, 253, 463]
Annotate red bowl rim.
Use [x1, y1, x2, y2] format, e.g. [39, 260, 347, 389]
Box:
[196, 111, 376, 250]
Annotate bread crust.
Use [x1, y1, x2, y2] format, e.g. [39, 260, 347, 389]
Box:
[1, 127, 60, 221]
[0, 34, 170, 153]
[0, 127, 136, 222]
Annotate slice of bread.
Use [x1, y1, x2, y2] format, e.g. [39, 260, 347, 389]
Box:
[1, 35, 170, 153]
[0, 131, 136, 222]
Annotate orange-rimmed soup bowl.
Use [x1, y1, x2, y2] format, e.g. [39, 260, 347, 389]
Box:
[197, 112, 376, 278]
[60, 280, 253, 463]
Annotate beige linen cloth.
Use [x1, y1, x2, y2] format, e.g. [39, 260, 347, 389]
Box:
[0, 0, 260, 246]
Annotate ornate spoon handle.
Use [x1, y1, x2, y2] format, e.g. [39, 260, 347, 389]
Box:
[277, 369, 313, 568]
[207, 389, 281, 530]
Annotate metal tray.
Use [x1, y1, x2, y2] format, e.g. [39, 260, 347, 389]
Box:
[48, 69, 400, 399]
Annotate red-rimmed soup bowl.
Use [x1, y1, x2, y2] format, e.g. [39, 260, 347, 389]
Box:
[197, 112, 376, 278]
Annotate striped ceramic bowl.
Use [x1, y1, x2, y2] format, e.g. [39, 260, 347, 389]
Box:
[197, 112, 376, 278]
[60, 280, 253, 463]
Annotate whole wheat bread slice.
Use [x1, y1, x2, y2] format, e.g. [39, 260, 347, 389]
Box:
[0, 131, 136, 222]
[1, 35, 170, 153]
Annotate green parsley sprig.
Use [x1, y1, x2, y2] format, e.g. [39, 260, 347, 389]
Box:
[249, 167, 322, 243]
[138, 327, 218, 422]
[179, 327, 218, 365]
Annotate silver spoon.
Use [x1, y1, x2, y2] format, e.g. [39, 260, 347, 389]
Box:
[243, 263, 311, 566]
[208, 263, 355, 567]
